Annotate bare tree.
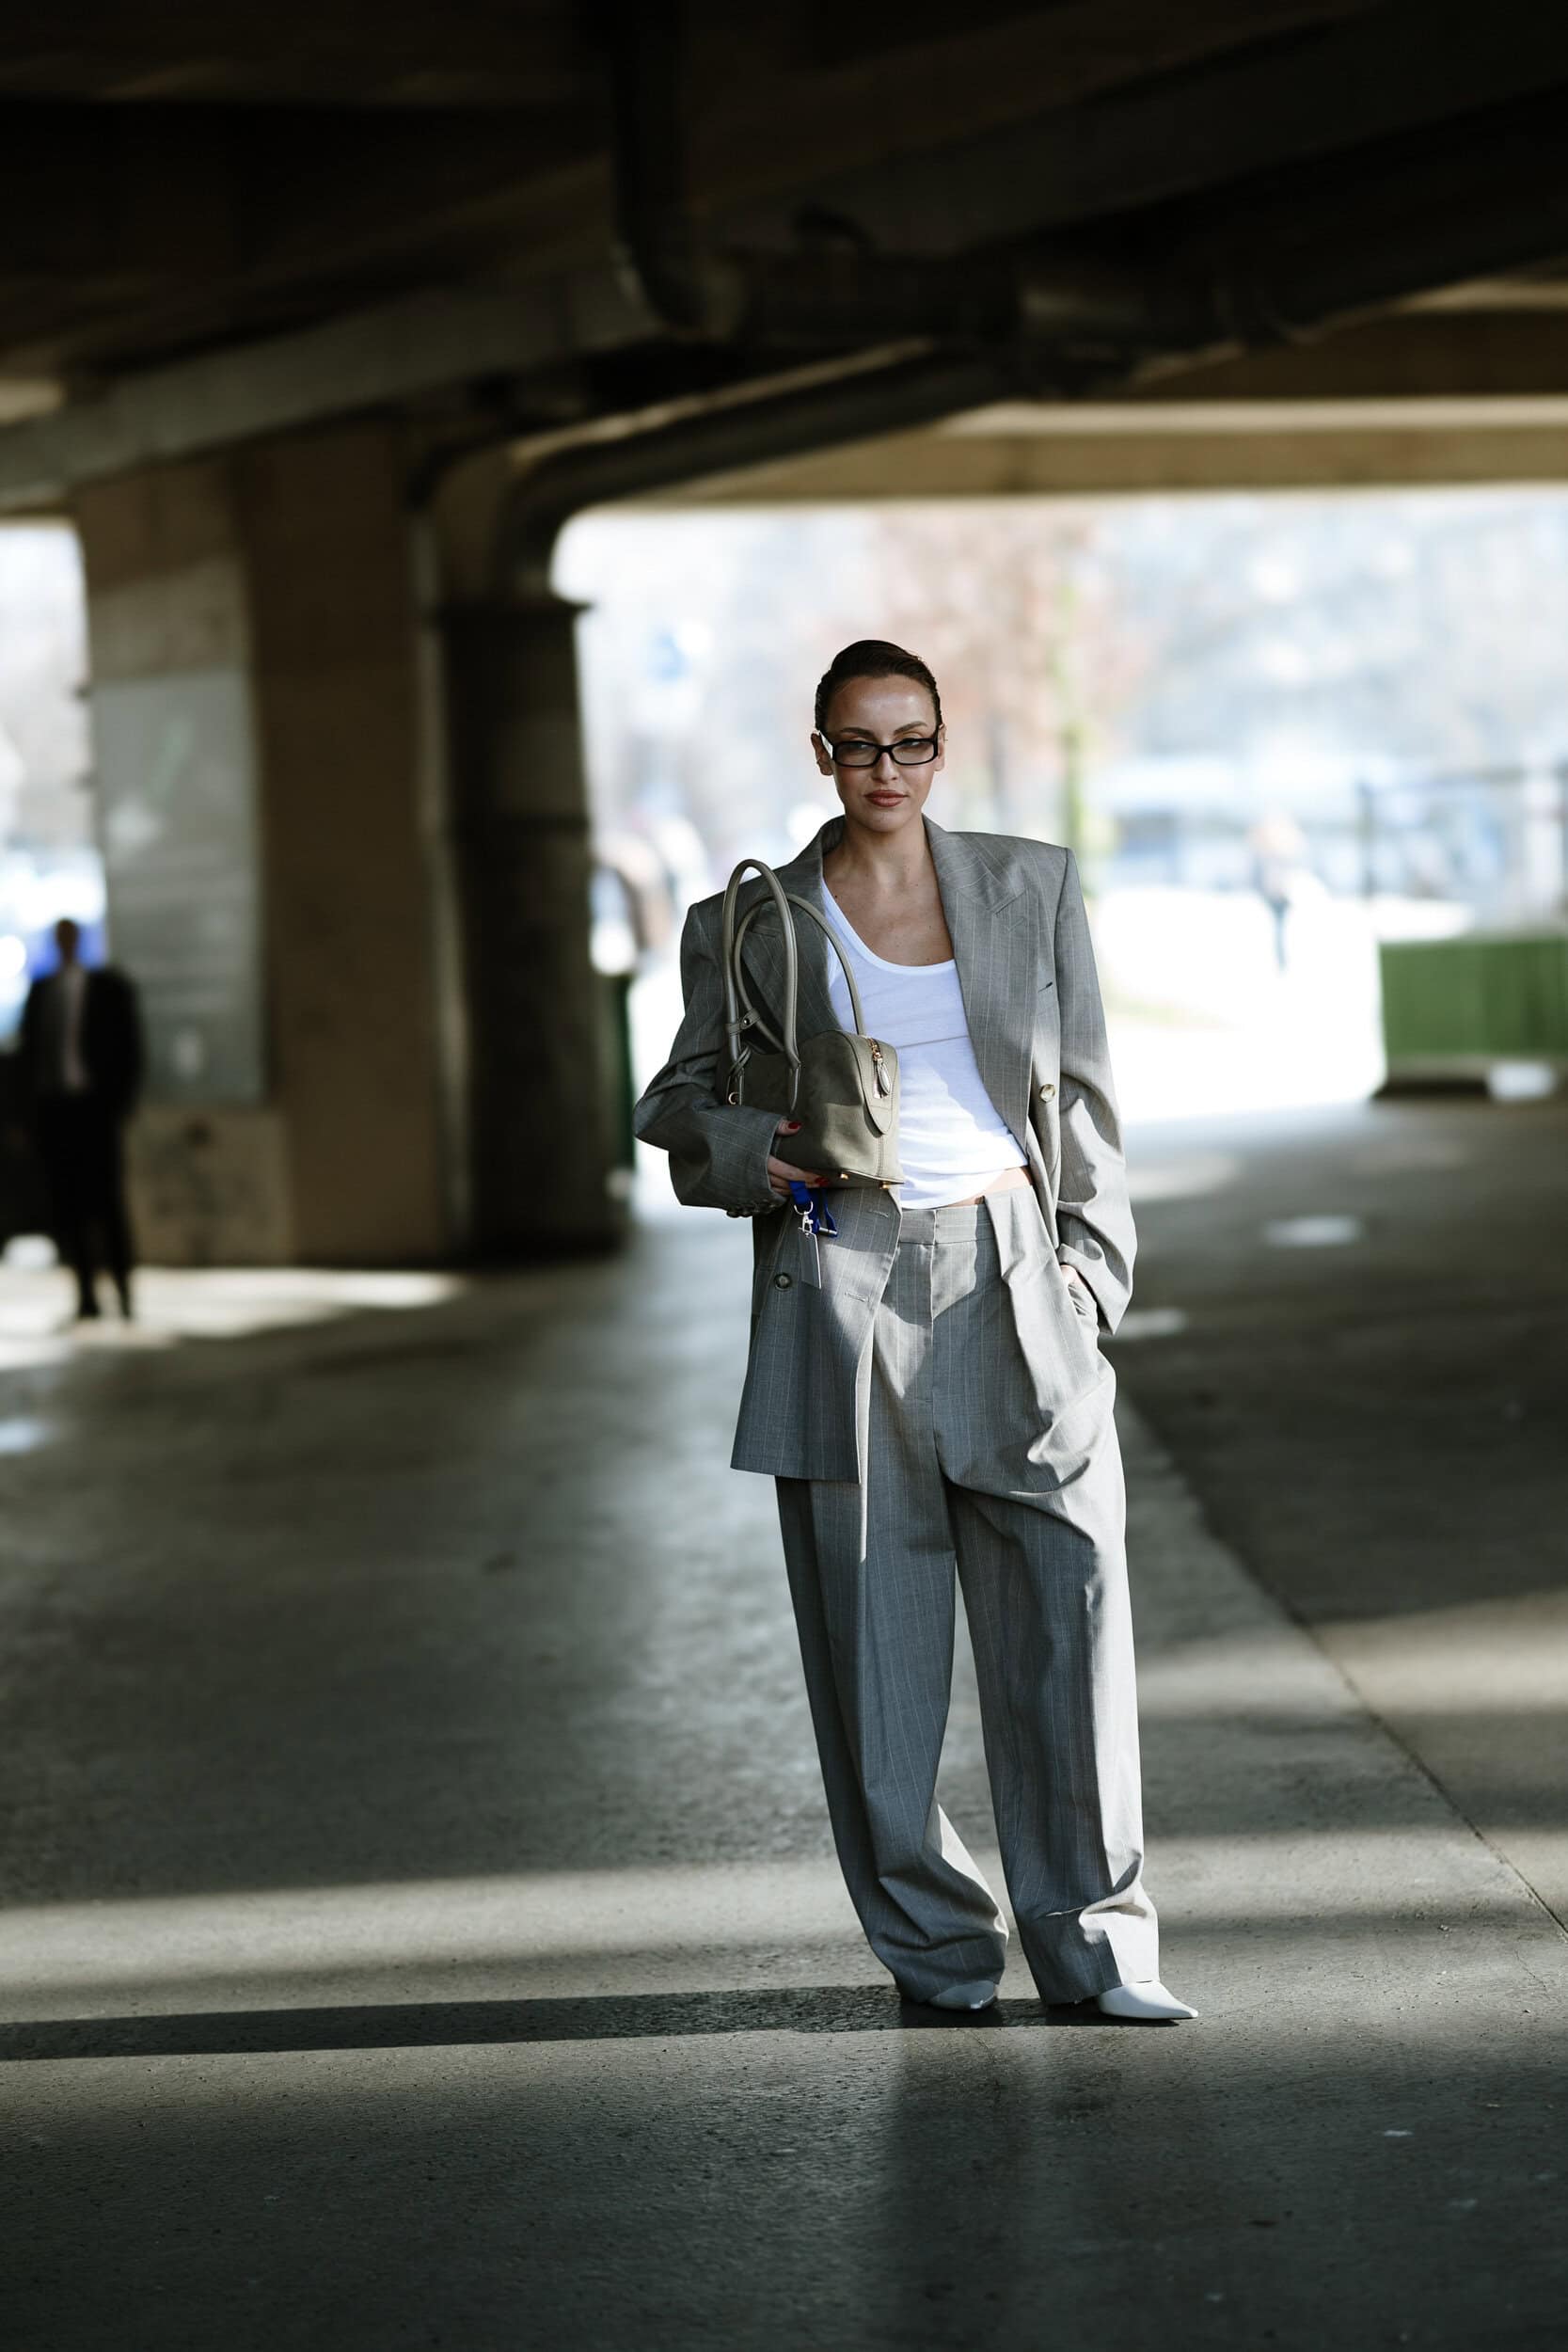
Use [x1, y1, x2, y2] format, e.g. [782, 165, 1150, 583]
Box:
[829, 502, 1149, 870]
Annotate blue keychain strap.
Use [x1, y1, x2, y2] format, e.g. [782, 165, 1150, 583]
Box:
[786, 1180, 838, 1237]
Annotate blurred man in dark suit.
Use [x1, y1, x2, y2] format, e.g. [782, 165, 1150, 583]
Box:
[19, 919, 144, 1320]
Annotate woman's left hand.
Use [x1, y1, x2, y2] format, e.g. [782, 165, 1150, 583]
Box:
[1063, 1265, 1097, 1319]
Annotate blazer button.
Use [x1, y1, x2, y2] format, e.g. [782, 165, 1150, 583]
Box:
[1038, 1081, 1056, 1100]
[773, 1272, 793, 1290]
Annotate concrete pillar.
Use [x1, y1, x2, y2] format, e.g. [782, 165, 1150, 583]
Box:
[73, 423, 453, 1263]
[440, 591, 620, 1254]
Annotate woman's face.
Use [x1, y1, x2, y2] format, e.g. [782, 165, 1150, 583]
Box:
[812, 676, 945, 839]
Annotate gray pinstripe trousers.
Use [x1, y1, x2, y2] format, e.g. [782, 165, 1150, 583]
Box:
[775, 1189, 1159, 2005]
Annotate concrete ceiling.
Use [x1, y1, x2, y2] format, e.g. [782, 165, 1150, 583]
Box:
[5, 2, 1568, 503]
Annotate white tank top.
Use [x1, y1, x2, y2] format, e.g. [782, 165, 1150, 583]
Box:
[816, 882, 1024, 1212]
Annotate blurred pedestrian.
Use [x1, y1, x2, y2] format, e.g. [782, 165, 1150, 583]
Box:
[19, 919, 143, 1321]
[1248, 812, 1310, 971]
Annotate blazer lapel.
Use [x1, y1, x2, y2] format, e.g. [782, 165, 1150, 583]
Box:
[926, 817, 1037, 1150]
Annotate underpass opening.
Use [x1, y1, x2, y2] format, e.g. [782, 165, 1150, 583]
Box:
[555, 476, 1568, 1170]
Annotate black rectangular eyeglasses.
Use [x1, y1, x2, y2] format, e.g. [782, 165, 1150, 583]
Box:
[821, 733, 941, 768]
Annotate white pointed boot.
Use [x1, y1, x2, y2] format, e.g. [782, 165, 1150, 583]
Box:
[1096, 1979, 1196, 2022]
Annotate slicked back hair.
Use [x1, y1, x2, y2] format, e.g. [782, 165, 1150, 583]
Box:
[815, 640, 942, 738]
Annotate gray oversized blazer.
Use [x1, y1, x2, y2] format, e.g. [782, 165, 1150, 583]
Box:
[632, 815, 1135, 1481]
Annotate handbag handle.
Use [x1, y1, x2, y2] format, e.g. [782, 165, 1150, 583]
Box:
[720, 859, 872, 1110]
[721, 859, 800, 1106]
[732, 893, 869, 1044]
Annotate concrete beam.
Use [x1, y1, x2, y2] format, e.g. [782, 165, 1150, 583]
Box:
[699, 0, 1380, 211]
[0, 102, 610, 378]
[0, 6, 597, 108]
[0, 272, 655, 512]
[652, 403, 1568, 503]
[625, 313, 1568, 503]
[717, 0, 1568, 252]
[1121, 311, 1568, 405]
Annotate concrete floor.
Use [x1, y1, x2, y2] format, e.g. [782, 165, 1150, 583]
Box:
[1, 1099, 1565, 2349]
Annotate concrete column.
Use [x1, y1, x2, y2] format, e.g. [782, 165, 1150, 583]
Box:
[440, 591, 620, 1254]
[73, 423, 453, 1263]
[236, 428, 451, 1262]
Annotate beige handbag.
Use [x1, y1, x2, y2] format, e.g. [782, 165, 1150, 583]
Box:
[720, 858, 903, 1189]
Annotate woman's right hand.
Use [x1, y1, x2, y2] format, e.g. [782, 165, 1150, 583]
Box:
[768, 1119, 826, 1199]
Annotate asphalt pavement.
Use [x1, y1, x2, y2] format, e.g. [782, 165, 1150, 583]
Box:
[0, 1100, 1564, 2348]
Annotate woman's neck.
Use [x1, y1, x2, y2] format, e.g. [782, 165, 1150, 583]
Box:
[823, 814, 932, 898]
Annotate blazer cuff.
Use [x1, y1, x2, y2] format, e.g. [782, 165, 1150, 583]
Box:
[723, 1102, 789, 1214]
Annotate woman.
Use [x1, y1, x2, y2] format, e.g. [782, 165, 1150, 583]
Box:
[633, 640, 1194, 2023]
